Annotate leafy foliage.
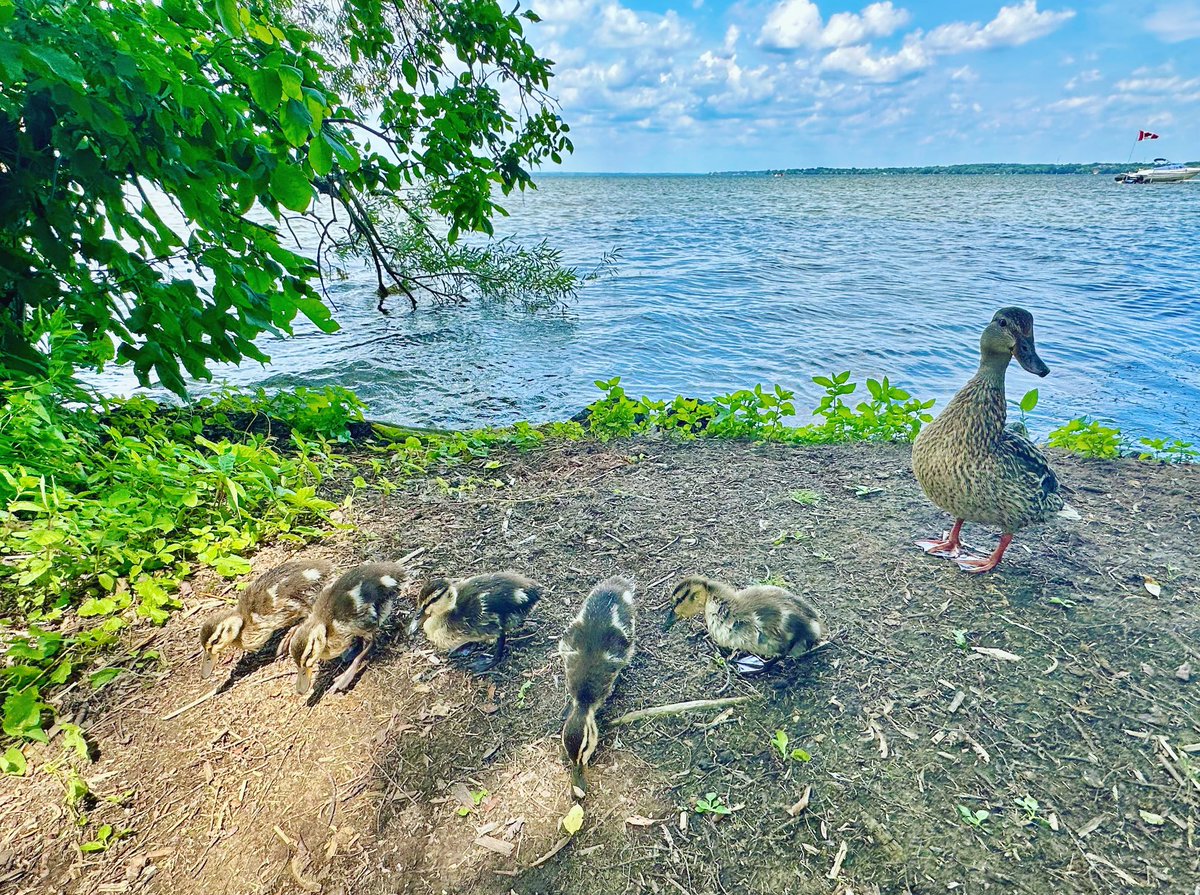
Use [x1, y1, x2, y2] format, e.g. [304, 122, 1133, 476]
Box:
[1046, 418, 1123, 458]
[0, 0, 576, 393]
[694, 792, 732, 816]
[0, 376, 341, 744]
[584, 373, 935, 445]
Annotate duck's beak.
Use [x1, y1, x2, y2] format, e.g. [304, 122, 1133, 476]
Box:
[200, 652, 215, 679]
[661, 609, 677, 632]
[295, 668, 313, 695]
[1013, 333, 1049, 377]
[569, 762, 587, 800]
[406, 611, 422, 637]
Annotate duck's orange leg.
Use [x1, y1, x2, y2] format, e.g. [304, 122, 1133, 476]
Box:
[955, 534, 1013, 573]
[916, 519, 964, 558]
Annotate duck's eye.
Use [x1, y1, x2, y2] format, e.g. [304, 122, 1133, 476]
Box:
[998, 318, 1007, 328]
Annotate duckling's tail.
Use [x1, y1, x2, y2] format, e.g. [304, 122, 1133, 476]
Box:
[1056, 503, 1081, 521]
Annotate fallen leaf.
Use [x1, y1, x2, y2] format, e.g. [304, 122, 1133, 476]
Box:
[474, 835, 515, 856]
[972, 647, 1022, 663]
[1143, 576, 1162, 597]
[624, 815, 661, 827]
[1138, 810, 1164, 826]
[561, 804, 584, 836]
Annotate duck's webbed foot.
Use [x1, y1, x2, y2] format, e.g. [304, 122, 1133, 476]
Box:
[954, 533, 1013, 574]
[330, 638, 373, 693]
[731, 655, 779, 676]
[916, 519, 965, 558]
[451, 634, 506, 674]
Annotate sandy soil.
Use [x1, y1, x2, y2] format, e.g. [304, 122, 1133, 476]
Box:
[2, 437, 1198, 895]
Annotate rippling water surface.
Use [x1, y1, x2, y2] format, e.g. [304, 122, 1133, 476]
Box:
[95, 175, 1200, 438]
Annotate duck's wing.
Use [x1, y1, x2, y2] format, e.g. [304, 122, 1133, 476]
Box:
[999, 429, 1065, 511]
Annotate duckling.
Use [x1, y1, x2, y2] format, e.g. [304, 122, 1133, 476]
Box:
[663, 576, 826, 675]
[289, 562, 407, 695]
[407, 571, 542, 671]
[559, 576, 636, 799]
[912, 307, 1079, 573]
[198, 559, 334, 678]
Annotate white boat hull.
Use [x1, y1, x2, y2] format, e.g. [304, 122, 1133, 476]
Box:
[1116, 164, 1200, 184]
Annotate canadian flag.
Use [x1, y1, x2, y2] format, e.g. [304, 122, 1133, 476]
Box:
[1138, 130, 1160, 141]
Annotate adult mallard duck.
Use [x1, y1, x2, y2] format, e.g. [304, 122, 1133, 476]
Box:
[912, 307, 1079, 573]
[407, 571, 542, 671]
[663, 576, 826, 675]
[559, 576, 636, 798]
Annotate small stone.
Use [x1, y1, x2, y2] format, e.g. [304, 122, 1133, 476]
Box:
[1176, 662, 1192, 683]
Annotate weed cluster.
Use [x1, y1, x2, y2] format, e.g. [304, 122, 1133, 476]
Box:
[585, 373, 935, 444]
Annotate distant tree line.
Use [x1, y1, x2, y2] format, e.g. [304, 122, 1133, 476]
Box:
[720, 163, 1199, 177]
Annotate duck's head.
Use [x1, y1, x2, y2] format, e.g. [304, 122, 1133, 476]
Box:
[562, 702, 598, 799]
[982, 307, 1048, 377]
[290, 620, 327, 695]
[407, 578, 456, 635]
[663, 576, 711, 631]
[198, 611, 243, 679]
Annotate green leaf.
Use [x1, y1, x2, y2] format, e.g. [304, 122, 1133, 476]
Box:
[89, 667, 125, 689]
[247, 69, 282, 110]
[269, 163, 313, 213]
[308, 133, 333, 176]
[401, 59, 418, 87]
[214, 0, 242, 36]
[561, 803, 584, 835]
[278, 65, 303, 100]
[280, 98, 313, 147]
[1020, 389, 1039, 413]
[0, 747, 27, 776]
[2, 689, 48, 742]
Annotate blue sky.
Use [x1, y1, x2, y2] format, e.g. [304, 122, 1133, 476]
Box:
[526, 0, 1200, 170]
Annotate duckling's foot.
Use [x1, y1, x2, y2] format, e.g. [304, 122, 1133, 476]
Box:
[465, 652, 501, 673]
[916, 519, 964, 558]
[954, 534, 1012, 574]
[732, 655, 778, 676]
[276, 627, 297, 659]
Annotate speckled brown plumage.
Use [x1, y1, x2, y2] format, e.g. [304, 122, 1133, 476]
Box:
[912, 307, 1073, 572]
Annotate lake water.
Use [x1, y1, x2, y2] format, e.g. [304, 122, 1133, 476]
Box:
[94, 175, 1200, 439]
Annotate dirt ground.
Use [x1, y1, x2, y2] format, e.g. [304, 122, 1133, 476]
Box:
[2, 437, 1198, 895]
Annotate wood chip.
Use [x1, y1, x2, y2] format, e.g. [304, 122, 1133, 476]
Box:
[474, 835, 516, 857]
[827, 841, 848, 880]
[1077, 814, 1106, 838]
[948, 691, 966, 714]
[973, 647, 1022, 662]
[625, 815, 661, 827]
[786, 786, 812, 817]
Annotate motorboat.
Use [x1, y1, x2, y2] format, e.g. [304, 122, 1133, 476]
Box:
[1115, 158, 1200, 183]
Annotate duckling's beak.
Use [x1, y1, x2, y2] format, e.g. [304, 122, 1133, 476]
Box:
[200, 652, 215, 679]
[405, 611, 422, 637]
[295, 669, 313, 695]
[1013, 333, 1049, 378]
[569, 762, 587, 800]
[662, 609, 677, 632]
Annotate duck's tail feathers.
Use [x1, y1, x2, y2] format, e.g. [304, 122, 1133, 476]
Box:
[1057, 503, 1082, 521]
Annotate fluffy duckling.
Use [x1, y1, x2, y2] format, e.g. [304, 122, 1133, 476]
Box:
[559, 577, 636, 799]
[664, 576, 826, 675]
[407, 571, 541, 671]
[289, 562, 406, 695]
[198, 559, 334, 678]
[912, 307, 1078, 573]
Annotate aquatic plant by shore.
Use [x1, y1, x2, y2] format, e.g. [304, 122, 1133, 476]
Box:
[1, 374, 1193, 759]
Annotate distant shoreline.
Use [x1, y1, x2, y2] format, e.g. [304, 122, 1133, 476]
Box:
[539, 163, 1200, 177]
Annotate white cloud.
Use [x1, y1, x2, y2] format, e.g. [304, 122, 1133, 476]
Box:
[760, 0, 909, 50]
[924, 1, 1075, 53]
[1113, 74, 1200, 93]
[820, 38, 930, 81]
[1145, 3, 1200, 43]
[1064, 68, 1101, 90]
